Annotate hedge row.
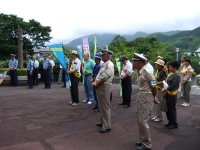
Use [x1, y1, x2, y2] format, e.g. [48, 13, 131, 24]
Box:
[0, 68, 27, 76]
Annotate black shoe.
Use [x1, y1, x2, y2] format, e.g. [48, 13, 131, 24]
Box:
[123, 105, 130, 108]
[135, 141, 142, 147]
[119, 103, 126, 105]
[93, 109, 100, 112]
[136, 146, 152, 150]
[96, 123, 102, 127]
[168, 125, 178, 129]
[164, 123, 170, 127]
[62, 86, 66, 88]
[99, 128, 111, 133]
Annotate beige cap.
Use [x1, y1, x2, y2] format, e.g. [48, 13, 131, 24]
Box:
[155, 59, 165, 67]
[71, 50, 78, 55]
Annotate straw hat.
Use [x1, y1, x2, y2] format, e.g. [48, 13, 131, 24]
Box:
[71, 50, 78, 55]
[155, 59, 165, 67]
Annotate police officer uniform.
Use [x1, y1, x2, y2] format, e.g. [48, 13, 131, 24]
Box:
[26, 55, 34, 89]
[43, 54, 52, 89]
[133, 53, 156, 150]
[93, 49, 114, 133]
[8, 54, 18, 86]
[33, 56, 39, 85]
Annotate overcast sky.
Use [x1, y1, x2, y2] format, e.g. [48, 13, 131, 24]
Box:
[1, 0, 200, 43]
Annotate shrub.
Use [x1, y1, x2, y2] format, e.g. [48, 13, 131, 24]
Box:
[0, 68, 27, 76]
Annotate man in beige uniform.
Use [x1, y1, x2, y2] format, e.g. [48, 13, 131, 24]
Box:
[132, 53, 157, 150]
[92, 49, 114, 133]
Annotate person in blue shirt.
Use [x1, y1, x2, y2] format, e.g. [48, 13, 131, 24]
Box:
[43, 54, 52, 89]
[82, 53, 95, 104]
[62, 57, 70, 88]
[8, 54, 18, 86]
[92, 53, 103, 112]
[26, 54, 34, 89]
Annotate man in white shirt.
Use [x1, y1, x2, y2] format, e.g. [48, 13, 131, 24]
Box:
[48, 55, 55, 83]
[68, 50, 81, 106]
[119, 56, 133, 108]
[33, 56, 39, 85]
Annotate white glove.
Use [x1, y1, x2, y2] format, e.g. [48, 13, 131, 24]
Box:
[163, 81, 168, 89]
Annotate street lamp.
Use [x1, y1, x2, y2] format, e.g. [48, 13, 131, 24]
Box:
[176, 48, 179, 61]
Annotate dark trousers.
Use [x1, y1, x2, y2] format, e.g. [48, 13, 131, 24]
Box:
[70, 74, 79, 103]
[93, 89, 98, 107]
[62, 69, 66, 87]
[10, 69, 18, 86]
[27, 70, 33, 88]
[33, 68, 39, 85]
[44, 69, 51, 88]
[183, 81, 191, 103]
[122, 76, 132, 105]
[166, 94, 178, 126]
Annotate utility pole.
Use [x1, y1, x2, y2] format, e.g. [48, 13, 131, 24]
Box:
[17, 25, 23, 68]
[176, 48, 179, 61]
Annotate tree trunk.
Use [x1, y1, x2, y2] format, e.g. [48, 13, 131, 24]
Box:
[17, 25, 23, 69]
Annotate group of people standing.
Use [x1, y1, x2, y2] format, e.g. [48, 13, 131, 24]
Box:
[7, 49, 194, 150]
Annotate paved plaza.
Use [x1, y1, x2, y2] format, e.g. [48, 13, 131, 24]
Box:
[0, 84, 200, 150]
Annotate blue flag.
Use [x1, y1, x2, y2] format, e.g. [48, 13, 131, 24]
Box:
[49, 44, 71, 88]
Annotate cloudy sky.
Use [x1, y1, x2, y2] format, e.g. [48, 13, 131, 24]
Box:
[1, 0, 200, 43]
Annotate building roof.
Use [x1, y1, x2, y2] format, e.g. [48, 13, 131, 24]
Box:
[33, 47, 51, 53]
[195, 48, 200, 53]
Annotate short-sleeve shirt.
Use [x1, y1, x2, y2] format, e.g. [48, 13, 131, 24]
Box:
[9, 59, 18, 69]
[43, 58, 51, 69]
[137, 66, 155, 92]
[180, 65, 194, 81]
[145, 62, 154, 75]
[27, 60, 34, 72]
[33, 60, 39, 68]
[96, 60, 114, 83]
[70, 58, 81, 73]
[120, 60, 133, 77]
[84, 59, 95, 74]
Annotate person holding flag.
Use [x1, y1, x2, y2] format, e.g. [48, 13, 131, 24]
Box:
[68, 50, 81, 106]
[82, 53, 95, 104]
[119, 55, 133, 108]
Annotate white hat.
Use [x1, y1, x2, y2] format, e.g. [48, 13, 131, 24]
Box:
[132, 53, 147, 61]
[155, 59, 165, 66]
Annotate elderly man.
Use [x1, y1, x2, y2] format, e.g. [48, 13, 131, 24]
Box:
[82, 53, 95, 104]
[8, 54, 18, 86]
[92, 49, 114, 133]
[68, 50, 81, 106]
[132, 53, 157, 150]
[119, 55, 133, 108]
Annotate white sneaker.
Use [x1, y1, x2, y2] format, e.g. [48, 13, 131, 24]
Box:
[154, 118, 163, 122]
[68, 101, 73, 105]
[181, 103, 187, 107]
[72, 103, 79, 106]
[87, 101, 93, 105]
[82, 100, 87, 103]
[151, 116, 157, 121]
[186, 103, 190, 107]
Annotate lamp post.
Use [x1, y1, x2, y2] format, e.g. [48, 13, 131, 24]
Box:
[176, 48, 179, 61]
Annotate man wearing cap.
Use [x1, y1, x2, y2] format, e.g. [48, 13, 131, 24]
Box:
[8, 54, 18, 86]
[26, 55, 34, 89]
[43, 54, 52, 89]
[68, 50, 81, 106]
[153, 59, 167, 122]
[92, 53, 103, 112]
[82, 53, 95, 104]
[119, 55, 133, 108]
[92, 49, 114, 133]
[133, 53, 157, 150]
